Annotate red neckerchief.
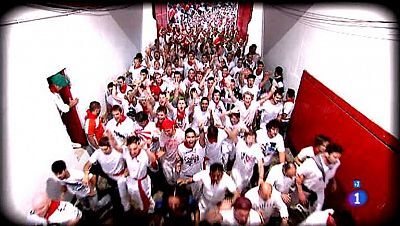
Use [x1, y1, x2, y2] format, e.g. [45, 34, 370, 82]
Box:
[220, 77, 227, 88]
[188, 60, 194, 66]
[177, 109, 185, 121]
[184, 141, 194, 149]
[313, 146, 319, 155]
[127, 97, 134, 105]
[156, 119, 163, 129]
[137, 175, 150, 212]
[116, 114, 127, 126]
[44, 200, 60, 221]
[49, 84, 59, 93]
[285, 98, 294, 103]
[326, 213, 336, 226]
[188, 76, 195, 83]
[85, 109, 97, 120]
[255, 69, 262, 76]
[120, 84, 127, 94]
[134, 64, 141, 69]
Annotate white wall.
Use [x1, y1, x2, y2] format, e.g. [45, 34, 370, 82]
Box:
[141, 2, 158, 53]
[263, 3, 398, 138]
[246, 2, 264, 56]
[1, 4, 143, 223]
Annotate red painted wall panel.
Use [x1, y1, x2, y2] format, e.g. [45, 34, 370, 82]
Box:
[287, 70, 399, 225]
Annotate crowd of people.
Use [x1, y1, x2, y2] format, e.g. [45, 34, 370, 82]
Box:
[29, 2, 350, 226]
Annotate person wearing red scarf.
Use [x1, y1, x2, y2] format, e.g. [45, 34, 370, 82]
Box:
[116, 76, 130, 96]
[84, 101, 105, 151]
[107, 134, 158, 213]
[27, 192, 82, 225]
[105, 105, 135, 146]
[173, 98, 191, 131]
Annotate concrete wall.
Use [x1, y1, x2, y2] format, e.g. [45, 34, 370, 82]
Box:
[263, 3, 398, 138]
[1, 4, 143, 223]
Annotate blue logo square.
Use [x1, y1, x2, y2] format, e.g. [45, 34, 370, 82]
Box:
[353, 180, 361, 188]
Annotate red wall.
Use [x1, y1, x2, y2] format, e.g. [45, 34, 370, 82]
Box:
[287, 70, 400, 225]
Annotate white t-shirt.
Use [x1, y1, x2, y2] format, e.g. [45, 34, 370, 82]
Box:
[232, 138, 263, 178]
[241, 84, 259, 99]
[59, 169, 91, 198]
[159, 128, 185, 163]
[193, 170, 237, 204]
[178, 142, 206, 178]
[297, 155, 341, 192]
[122, 99, 143, 117]
[27, 201, 82, 225]
[128, 65, 146, 83]
[106, 117, 135, 146]
[88, 148, 125, 176]
[206, 129, 229, 165]
[51, 92, 69, 114]
[233, 99, 260, 124]
[172, 108, 191, 131]
[299, 208, 335, 226]
[220, 208, 262, 225]
[191, 106, 211, 133]
[259, 100, 283, 129]
[245, 186, 289, 221]
[256, 129, 285, 166]
[122, 146, 149, 180]
[296, 146, 316, 163]
[208, 100, 227, 120]
[282, 101, 294, 122]
[265, 163, 295, 194]
[133, 121, 160, 151]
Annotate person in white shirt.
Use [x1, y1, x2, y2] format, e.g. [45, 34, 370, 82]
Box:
[230, 57, 244, 78]
[227, 86, 275, 128]
[299, 208, 336, 226]
[51, 160, 111, 212]
[296, 143, 343, 212]
[294, 134, 331, 166]
[128, 56, 146, 84]
[177, 163, 240, 221]
[256, 119, 286, 171]
[259, 89, 284, 130]
[108, 134, 158, 213]
[191, 97, 212, 134]
[48, 72, 78, 115]
[177, 126, 207, 200]
[279, 88, 296, 138]
[158, 118, 185, 186]
[27, 191, 82, 226]
[206, 196, 262, 225]
[228, 128, 264, 192]
[133, 111, 160, 152]
[245, 182, 289, 225]
[207, 90, 226, 125]
[265, 162, 297, 205]
[204, 125, 229, 168]
[105, 105, 135, 146]
[221, 111, 248, 171]
[83, 135, 130, 212]
[241, 74, 259, 99]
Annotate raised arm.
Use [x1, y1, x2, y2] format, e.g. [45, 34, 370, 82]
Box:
[198, 121, 206, 148]
[105, 129, 123, 153]
[258, 85, 276, 106]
